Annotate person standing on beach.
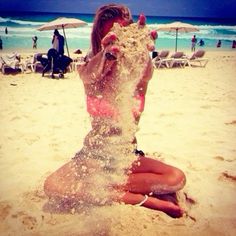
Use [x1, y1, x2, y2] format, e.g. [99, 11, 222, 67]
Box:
[232, 40, 236, 49]
[5, 27, 8, 34]
[52, 29, 64, 55]
[0, 37, 2, 50]
[216, 40, 222, 48]
[32, 36, 38, 49]
[44, 4, 186, 218]
[191, 35, 197, 51]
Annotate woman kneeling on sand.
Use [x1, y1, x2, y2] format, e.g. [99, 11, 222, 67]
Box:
[44, 4, 186, 218]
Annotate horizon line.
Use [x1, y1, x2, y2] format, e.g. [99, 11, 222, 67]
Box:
[1, 10, 236, 20]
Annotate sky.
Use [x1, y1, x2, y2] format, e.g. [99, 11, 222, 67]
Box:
[0, 0, 236, 18]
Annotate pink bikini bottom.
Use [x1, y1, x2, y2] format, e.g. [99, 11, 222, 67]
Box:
[86, 94, 145, 118]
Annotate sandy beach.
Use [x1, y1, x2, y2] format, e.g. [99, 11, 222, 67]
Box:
[0, 50, 236, 235]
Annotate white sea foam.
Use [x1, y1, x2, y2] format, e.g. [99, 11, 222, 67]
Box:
[1, 15, 235, 50]
[0, 16, 45, 26]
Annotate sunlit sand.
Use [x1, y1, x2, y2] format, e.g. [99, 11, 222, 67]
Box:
[0, 50, 236, 235]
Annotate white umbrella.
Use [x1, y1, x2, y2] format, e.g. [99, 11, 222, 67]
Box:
[37, 17, 87, 57]
[157, 21, 199, 52]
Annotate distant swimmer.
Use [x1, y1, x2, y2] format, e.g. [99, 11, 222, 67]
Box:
[216, 40, 222, 48]
[198, 39, 205, 47]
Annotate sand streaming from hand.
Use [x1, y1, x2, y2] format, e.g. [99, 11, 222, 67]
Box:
[71, 22, 155, 204]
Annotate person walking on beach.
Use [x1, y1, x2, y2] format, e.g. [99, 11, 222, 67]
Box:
[32, 36, 38, 49]
[52, 29, 64, 55]
[44, 4, 186, 218]
[191, 35, 197, 51]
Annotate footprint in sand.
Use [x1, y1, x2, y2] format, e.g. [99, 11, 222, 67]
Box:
[214, 155, 235, 162]
[225, 120, 236, 125]
[11, 211, 38, 230]
[21, 214, 38, 230]
[41, 102, 48, 106]
[10, 116, 21, 121]
[200, 104, 212, 109]
[219, 171, 236, 183]
[24, 133, 40, 145]
[214, 155, 225, 161]
[0, 201, 12, 221]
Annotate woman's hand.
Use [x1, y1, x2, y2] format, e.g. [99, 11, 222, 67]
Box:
[78, 32, 119, 84]
[78, 14, 157, 85]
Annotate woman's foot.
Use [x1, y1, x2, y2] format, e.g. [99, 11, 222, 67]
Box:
[121, 192, 184, 218]
[147, 197, 184, 218]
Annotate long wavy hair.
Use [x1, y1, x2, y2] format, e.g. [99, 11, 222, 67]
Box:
[91, 4, 133, 56]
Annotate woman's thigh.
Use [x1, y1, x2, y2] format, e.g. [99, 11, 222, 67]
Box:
[126, 156, 186, 194]
[130, 156, 178, 174]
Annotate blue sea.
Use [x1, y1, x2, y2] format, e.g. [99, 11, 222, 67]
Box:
[0, 11, 236, 52]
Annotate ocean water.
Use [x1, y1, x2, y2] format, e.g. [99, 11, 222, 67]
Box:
[0, 11, 236, 53]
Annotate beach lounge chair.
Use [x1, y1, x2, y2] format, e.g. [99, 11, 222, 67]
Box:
[186, 50, 208, 67]
[157, 51, 188, 68]
[24, 53, 47, 72]
[152, 50, 170, 68]
[166, 51, 189, 68]
[72, 56, 86, 71]
[0, 52, 24, 74]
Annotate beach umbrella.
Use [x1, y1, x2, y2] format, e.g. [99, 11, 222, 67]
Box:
[156, 21, 199, 52]
[37, 17, 87, 57]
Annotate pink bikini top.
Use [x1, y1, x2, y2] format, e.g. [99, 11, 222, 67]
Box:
[86, 94, 145, 118]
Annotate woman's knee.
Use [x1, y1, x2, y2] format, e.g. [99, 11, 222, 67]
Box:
[44, 172, 57, 197]
[167, 167, 186, 190]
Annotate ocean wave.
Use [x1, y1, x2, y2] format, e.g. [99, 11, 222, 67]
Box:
[150, 23, 236, 41]
[1, 31, 235, 42]
[0, 25, 92, 37]
[157, 32, 236, 41]
[2, 24, 235, 41]
[3, 32, 234, 42]
[0, 16, 48, 26]
[2, 16, 235, 33]
[149, 23, 236, 31]
[0, 16, 94, 28]
[1, 19, 235, 50]
[198, 24, 236, 30]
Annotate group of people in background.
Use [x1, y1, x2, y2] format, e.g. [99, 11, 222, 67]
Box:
[1, 25, 236, 51]
[31, 29, 65, 53]
[191, 35, 236, 50]
[191, 35, 205, 51]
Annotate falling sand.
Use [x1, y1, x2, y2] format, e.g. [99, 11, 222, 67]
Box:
[69, 22, 156, 205]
